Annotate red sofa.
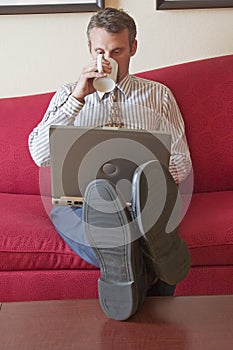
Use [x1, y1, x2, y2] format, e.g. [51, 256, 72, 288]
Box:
[0, 55, 232, 302]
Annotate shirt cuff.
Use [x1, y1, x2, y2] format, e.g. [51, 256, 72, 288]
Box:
[63, 95, 84, 116]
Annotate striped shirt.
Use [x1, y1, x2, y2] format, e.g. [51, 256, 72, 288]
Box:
[28, 74, 192, 183]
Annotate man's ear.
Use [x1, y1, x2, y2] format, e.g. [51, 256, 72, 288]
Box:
[88, 41, 92, 54]
[130, 40, 137, 57]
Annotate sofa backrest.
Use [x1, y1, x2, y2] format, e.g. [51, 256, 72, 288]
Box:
[0, 92, 54, 195]
[136, 55, 233, 193]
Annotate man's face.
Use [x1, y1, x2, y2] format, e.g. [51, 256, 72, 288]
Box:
[89, 27, 137, 82]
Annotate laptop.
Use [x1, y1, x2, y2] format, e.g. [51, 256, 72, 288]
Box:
[49, 125, 171, 207]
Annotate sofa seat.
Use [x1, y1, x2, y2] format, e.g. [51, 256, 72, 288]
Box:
[179, 191, 233, 266]
[1, 190, 232, 272]
[0, 193, 95, 271]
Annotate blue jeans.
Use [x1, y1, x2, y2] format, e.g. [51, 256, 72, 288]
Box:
[50, 206, 99, 267]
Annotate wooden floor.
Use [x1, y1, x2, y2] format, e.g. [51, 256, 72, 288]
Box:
[0, 295, 233, 350]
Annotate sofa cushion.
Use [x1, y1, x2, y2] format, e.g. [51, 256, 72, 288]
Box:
[1, 190, 232, 272]
[0, 193, 96, 271]
[179, 191, 233, 266]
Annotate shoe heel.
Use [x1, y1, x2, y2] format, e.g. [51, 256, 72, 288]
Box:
[98, 279, 137, 321]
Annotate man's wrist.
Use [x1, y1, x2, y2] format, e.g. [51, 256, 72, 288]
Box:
[71, 93, 85, 104]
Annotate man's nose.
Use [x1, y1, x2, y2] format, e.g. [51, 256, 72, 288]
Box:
[104, 52, 112, 58]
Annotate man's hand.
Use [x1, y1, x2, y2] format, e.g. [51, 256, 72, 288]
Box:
[72, 57, 111, 103]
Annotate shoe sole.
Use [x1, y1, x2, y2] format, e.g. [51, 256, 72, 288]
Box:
[83, 179, 140, 321]
[132, 160, 191, 285]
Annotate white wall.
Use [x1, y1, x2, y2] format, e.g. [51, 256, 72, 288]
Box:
[0, 0, 233, 97]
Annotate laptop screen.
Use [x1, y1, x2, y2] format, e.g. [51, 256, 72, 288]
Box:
[49, 126, 171, 206]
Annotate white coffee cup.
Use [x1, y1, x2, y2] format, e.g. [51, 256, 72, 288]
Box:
[93, 54, 118, 93]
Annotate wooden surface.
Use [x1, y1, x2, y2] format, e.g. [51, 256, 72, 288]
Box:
[0, 295, 233, 350]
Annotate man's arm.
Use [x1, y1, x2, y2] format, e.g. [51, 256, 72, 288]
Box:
[28, 84, 84, 167]
[160, 87, 192, 184]
[28, 57, 109, 167]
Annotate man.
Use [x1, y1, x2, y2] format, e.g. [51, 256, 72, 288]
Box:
[29, 8, 192, 321]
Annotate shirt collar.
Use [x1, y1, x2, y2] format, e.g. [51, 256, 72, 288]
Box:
[117, 74, 132, 98]
[96, 74, 132, 100]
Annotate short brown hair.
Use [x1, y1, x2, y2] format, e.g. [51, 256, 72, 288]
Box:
[87, 8, 137, 49]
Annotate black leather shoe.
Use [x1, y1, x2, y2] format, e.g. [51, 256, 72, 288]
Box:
[131, 160, 191, 285]
[83, 179, 147, 321]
